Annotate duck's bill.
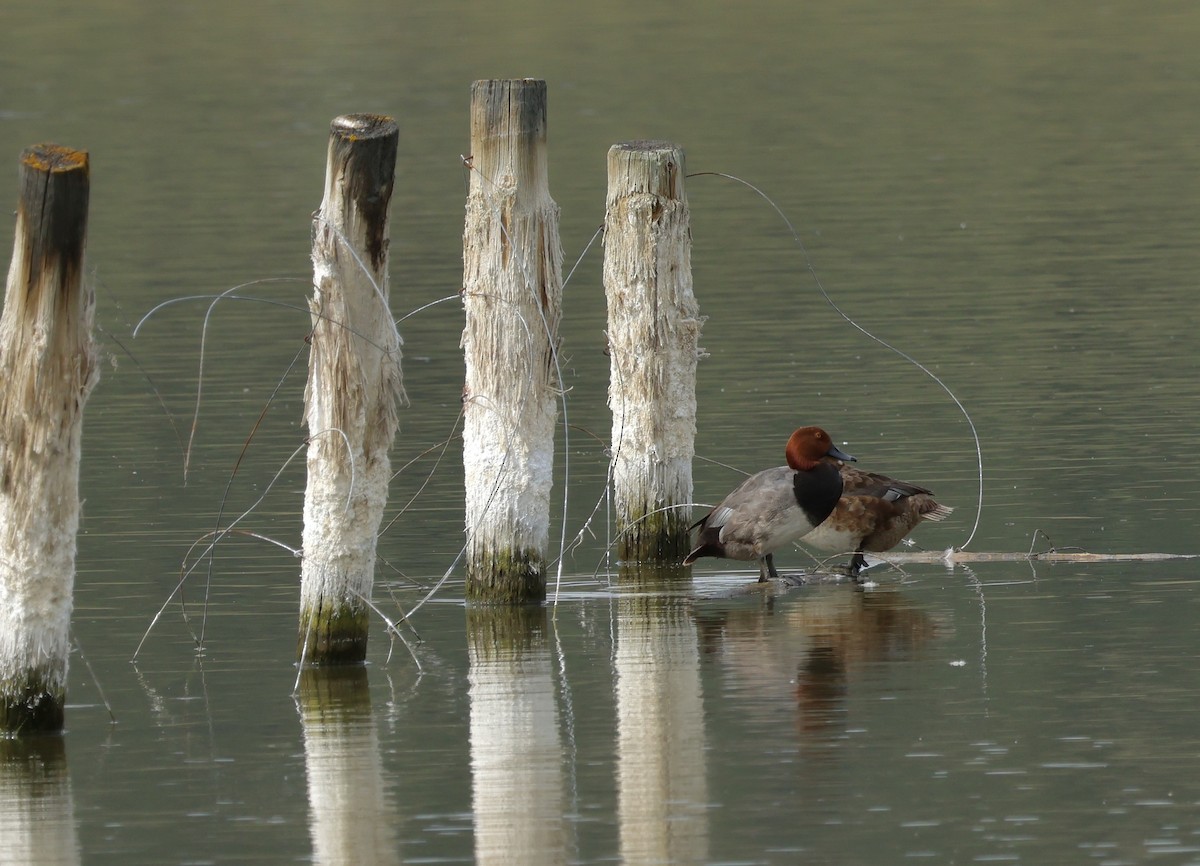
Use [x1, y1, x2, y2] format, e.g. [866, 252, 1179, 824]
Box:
[828, 444, 856, 462]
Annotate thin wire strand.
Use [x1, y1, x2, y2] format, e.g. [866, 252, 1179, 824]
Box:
[198, 339, 309, 651]
[688, 171, 984, 549]
[72, 631, 117, 724]
[133, 431, 348, 660]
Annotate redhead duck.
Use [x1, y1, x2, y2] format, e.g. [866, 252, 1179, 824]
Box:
[683, 426, 855, 581]
[800, 463, 952, 578]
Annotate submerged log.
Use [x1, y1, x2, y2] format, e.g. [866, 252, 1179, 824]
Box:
[461, 79, 563, 603]
[0, 144, 97, 734]
[603, 141, 702, 564]
[298, 115, 405, 665]
[883, 549, 1200, 564]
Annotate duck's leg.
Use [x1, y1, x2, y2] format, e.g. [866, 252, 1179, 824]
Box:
[848, 551, 866, 580]
[757, 554, 780, 582]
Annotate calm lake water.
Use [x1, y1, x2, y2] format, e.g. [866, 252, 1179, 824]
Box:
[3, 1, 1200, 864]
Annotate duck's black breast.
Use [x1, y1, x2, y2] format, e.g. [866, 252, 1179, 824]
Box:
[793, 462, 844, 527]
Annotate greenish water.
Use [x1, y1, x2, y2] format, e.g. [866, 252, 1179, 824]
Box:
[3, 1, 1200, 863]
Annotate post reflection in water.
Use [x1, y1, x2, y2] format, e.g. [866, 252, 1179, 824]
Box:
[466, 607, 566, 866]
[298, 667, 400, 866]
[696, 585, 939, 742]
[0, 737, 80, 866]
[615, 568, 709, 865]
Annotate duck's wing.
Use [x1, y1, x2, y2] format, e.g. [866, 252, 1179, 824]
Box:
[695, 466, 797, 540]
[838, 465, 934, 502]
[837, 464, 953, 533]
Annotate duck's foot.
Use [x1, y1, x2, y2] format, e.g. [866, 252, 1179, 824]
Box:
[757, 554, 781, 582]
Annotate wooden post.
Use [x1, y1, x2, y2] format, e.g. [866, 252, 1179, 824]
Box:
[0, 144, 97, 734]
[298, 115, 404, 665]
[603, 141, 702, 564]
[461, 79, 563, 603]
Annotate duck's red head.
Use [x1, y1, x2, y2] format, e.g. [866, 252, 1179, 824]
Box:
[785, 426, 856, 471]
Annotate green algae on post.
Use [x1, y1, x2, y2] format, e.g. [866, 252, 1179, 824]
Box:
[297, 596, 371, 665]
[465, 547, 547, 605]
[616, 502, 694, 564]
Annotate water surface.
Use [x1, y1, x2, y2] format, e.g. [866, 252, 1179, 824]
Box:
[2, 1, 1199, 863]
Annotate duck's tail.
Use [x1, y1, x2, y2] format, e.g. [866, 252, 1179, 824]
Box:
[682, 542, 720, 565]
[923, 502, 954, 522]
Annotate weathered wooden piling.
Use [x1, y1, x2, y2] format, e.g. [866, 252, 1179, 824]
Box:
[461, 79, 563, 603]
[298, 115, 404, 665]
[0, 145, 97, 734]
[603, 141, 702, 564]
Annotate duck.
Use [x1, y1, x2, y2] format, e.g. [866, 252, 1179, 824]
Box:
[800, 462, 952, 578]
[683, 426, 855, 581]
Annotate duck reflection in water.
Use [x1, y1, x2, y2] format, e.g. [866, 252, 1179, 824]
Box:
[695, 585, 941, 742]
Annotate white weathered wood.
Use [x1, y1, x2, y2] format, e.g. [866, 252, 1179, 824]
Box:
[299, 115, 404, 664]
[603, 141, 702, 564]
[461, 80, 563, 603]
[0, 144, 97, 734]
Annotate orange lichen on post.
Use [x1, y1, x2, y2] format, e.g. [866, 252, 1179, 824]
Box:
[21, 145, 88, 173]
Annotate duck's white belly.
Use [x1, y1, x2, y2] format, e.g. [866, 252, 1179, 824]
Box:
[799, 520, 860, 554]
